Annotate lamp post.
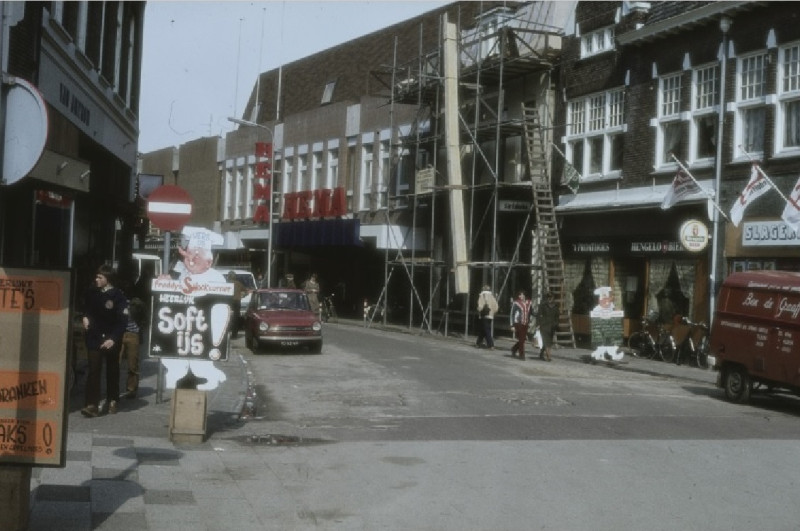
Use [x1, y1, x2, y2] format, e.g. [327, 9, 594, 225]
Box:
[710, 15, 732, 325]
[227, 117, 276, 287]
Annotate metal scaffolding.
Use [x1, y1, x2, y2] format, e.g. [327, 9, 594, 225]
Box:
[368, 2, 574, 346]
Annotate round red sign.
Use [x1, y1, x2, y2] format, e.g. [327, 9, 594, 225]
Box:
[146, 185, 193, 231]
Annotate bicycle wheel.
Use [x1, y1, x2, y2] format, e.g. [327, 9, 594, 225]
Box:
[627, 332, 654, 359]
[657, 333, 675, 363]
[695, 336, 710, 369]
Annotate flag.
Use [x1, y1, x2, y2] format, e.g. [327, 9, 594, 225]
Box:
[661, 170, 700, 210]
[730, 163, 772, 227]
[562, 161, 581, 194]
[782, 175, 800, 233]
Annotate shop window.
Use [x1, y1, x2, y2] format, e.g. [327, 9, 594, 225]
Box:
[654, 263, 689, 325]
[571, 259, 597, 315]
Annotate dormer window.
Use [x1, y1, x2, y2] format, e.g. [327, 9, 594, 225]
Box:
[321, 80, 336, 105]
[581, 26, 615, 58]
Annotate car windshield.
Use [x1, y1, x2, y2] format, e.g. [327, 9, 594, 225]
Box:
[257, 291, 310, 311]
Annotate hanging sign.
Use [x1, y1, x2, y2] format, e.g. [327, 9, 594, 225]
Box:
[679, 219, 710, 252]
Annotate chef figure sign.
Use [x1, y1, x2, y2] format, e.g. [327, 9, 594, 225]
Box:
[150, 226, 233, 362]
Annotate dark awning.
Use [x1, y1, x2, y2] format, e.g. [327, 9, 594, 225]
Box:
[275, 219, 362, 247]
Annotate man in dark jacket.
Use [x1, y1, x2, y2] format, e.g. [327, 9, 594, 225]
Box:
[81, 264, 129, 417]
[536, 292, 560, 362]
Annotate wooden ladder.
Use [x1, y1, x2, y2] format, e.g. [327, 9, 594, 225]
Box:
[521, 103, 575, 347]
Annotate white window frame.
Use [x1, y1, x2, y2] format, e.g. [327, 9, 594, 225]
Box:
[655, 73, 683, 169]
[224, 166, 234, 221]
[326, 149, 339, 189]
[298, 154, 309, 192]
[734, 51, 769, 159]
[565, 88, 625, 182]
[580, 26, 615, 58]
[776, 41, 800, 155]
[378, 140, 391, 210]
[689, 63, 719, 165]
[360, 145, 373, 211]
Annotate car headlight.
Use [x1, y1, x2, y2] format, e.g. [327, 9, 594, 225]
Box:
[312, 321, 322, 331]
[259, 322, 270, 332]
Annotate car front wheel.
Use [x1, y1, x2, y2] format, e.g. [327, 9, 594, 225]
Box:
[309, 341, 322, 354]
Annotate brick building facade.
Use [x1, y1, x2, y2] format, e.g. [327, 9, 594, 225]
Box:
[555, 1, 800, 339]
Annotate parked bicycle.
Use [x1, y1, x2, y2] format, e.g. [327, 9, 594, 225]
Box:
[626, 317, 676, 363]
[673, 317, 710, 369]
[321, 293, 338, 323]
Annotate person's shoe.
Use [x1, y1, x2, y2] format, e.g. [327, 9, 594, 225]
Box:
[108, 401, 118, 414]
[122, 390, 137, 399]
[81, 405, 98, 418]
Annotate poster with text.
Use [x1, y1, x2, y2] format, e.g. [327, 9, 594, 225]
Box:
[148, 277, 234, 361]
[0, 268, 71, 467]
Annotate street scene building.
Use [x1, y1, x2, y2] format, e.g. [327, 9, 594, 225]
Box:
[555, 1, 800, 343]
[138, 1, 800, 346]
[1, 2, 145, 295]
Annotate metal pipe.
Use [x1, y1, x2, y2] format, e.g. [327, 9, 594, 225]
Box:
[710, 15, 731, 325]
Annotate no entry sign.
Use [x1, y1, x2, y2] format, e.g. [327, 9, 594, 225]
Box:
[147, 185, 193, 231]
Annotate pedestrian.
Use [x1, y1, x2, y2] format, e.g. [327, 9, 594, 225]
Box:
[226, 271, 246, 337]
[280, 273, 296, 288]
[475, 284, 499, 349]
[120, 295, 145, 399]
[536, 291, 560, 362]
[81, 264, 128, 417]
[510, 291, 532, 360]
[303, 273, 321, 316]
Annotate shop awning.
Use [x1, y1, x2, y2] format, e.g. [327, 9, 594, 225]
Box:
[275, 219, 362, 247]
[556, 179, 715, 214]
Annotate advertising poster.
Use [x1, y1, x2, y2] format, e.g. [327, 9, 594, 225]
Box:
[148, 277, 234, 361]
[0, 268, 71, 467]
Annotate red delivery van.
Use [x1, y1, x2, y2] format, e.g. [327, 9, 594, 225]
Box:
[711, 270, 800, 404]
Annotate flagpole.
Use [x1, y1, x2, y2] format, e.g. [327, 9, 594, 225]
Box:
[670, 153, 729, 220]
[740, 147, 796, 208]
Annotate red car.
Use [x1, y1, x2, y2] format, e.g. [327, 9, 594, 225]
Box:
[243, 288, 323, 353]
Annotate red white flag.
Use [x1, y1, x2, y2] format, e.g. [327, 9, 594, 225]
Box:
[661, 170, 700, 210]
[730, 163, 772, 227]
[782, 175, 800, 233]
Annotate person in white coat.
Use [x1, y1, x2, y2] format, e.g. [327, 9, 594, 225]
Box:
[475, 285, 499, 349]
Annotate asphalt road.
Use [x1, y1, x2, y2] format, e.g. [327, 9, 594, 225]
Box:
[232, 322, 800, 530]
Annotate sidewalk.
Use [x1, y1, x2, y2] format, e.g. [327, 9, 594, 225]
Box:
[26, 321, 716, 530]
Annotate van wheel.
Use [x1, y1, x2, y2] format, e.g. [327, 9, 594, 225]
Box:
[723, 366, 751, 403]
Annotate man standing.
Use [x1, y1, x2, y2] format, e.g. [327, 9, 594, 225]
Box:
[303, 273, 321, 317]
[475, 284, 499, 349]
[226, 271, 246, 337]
[81, 264, 128, 417]
[510, 291, 532, 360]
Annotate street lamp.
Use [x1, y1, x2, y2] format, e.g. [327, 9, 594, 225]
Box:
[710, 15, 732, 325]
[227, 117, 277, 288]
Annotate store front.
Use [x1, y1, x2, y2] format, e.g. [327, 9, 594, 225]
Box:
[559, 206, 710, 341]
[724, 218, 800, 273]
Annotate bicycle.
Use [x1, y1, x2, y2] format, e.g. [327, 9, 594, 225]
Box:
[626, 318, 676, 363]
[673, 317, 710, 368]
[321, 293, 338, 323]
